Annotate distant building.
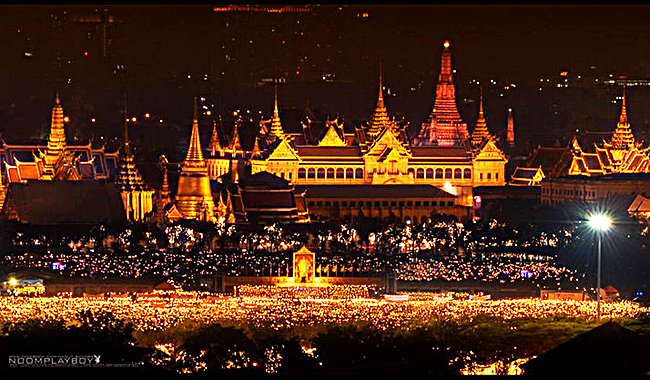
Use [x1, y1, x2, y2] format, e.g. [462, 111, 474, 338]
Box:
[300, 184, 470, 223]
[510, 167, 545, 186]
[226, 169, 310, 225]
[512, 88, 650, 189]
[628, 194, 650, 221]
[541, 173, 650, 206]
[1, 96, 119, 187]
[0, 95, 154, 223]
[1, 180, 125, 225]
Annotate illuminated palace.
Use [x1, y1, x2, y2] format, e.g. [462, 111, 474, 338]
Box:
[200, 41, 508, 223]
[520, 88, 650, 206]
[0, 96, 154, 223]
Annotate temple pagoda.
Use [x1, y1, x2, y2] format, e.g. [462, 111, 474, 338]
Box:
[115, 98, 154, 222]
[470, 90, 491, 148]
[416, 40, 469, 147]
[175, 98, 218, 222]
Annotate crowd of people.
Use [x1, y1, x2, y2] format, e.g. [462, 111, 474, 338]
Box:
[0, 218, 606, 291]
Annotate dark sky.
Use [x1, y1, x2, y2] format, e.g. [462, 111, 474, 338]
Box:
[2, 4, 650, 153]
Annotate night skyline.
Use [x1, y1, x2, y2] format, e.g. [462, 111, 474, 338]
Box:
[3, 5, 650, 375]
[3, 5, 650, 157]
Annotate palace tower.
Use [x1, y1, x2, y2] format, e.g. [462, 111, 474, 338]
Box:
[416, 40, 469, 147]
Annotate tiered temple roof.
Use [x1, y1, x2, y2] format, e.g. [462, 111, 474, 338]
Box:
[568, 90, 650, 176]
[115, 102, 154, 222]
[416, 40, 469, 147]
[2, 96, 118, 184]
[470, 90, 491, 148]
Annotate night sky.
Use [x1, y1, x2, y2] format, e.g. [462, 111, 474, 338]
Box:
[2, 4, 650, 159]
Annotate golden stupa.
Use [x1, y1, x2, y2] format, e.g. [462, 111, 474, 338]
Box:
[175, 98, 217, 222]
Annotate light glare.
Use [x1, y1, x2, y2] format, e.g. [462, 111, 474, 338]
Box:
[588, 214, 612, 231]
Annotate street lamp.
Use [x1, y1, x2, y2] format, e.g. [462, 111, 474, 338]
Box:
[588, 213, 612, 319]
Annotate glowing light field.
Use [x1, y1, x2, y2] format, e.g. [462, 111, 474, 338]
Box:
[0, 292, 645, 332]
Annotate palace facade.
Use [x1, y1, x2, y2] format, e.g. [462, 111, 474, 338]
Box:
[202, 41, 507, 223]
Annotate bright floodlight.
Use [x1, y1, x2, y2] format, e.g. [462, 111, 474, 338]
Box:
[589, 214, 612, 231]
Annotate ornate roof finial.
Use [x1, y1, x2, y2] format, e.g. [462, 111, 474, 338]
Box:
[368, 62, 390, 137]
[507, 108, 515, 147]
[378, 61, 384, 104]
[620, 85, 628, 124]
[208, 119, 222, 155]
[478, 85, 484, 119]
[123, 93, 132, 157]
[55, 93, 60, 105]
[611, 85, 634, 150]
[444, 40, 450, 49]
[269, 86, 285, 140]
[471, 85, 490, 147]
[193, 96, 199, 123]
[185, 97, 205, 163]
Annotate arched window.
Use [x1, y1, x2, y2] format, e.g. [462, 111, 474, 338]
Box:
[435, 168, 443, 179]
[454, 168, 462, 178]
[464, 168, 471, 179]
[408, 168, 414, 176]
[416, 168, 424, 179]
[346, 168, 354, 178]
[327, 168, 335, 179]
[426, 168, 433, 179]
[298, 168, 306, 179]
[336, 168, 344, 179]
[317, 168, 325, 179]
[355, 168, 364, 179]
[308, 168, 315, 179]
[445, 168, 452, 178]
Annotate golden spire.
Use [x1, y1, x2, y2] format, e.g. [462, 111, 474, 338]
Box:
[611, 86, 634, 150]
[123, 94, 132, 157]
[208, 120, 222, 155]
[158, 154, 171, 205]
[368, 62, 391, 137]
[471, 86, 490, 146]
[229, 115, 242, 151]
[175, 97, 217, 222]
[252, 136, 261, 156]
[269, 86, 285, 141]
[507, 108, 515, 147]
[185, 97, 205, 163]
[40, 94, 73, 180]
[620, 86, 628, 124]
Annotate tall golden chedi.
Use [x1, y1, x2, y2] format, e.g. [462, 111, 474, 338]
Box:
[38, 95, 81, 181]
[115, 98, 154, 222]
[175, 98, 217, 222]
